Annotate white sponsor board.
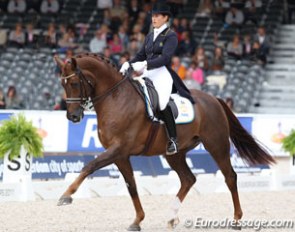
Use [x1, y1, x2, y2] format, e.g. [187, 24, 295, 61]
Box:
[0, 111, 69, 152]
[252, 115, 295, 157]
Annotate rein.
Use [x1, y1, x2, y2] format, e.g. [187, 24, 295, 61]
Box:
[91, 75, 128, 107]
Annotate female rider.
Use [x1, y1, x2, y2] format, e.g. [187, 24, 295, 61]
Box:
[120, 2, 194, 155]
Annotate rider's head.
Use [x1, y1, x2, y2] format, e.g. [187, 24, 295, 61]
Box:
[151, 2, 171, 29]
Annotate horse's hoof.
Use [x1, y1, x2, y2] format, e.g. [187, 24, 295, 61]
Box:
[167, 217, 180, 229]
[57, 196, 73, 206]
[127, 224, 141, 231]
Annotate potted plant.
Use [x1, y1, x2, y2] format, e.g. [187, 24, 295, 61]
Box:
[282, 129, 295, 174]
[0, 114, 43, 183]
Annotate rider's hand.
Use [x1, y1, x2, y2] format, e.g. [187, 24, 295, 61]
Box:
[131, 61, 147, 73]
[119, 62, 130, 75]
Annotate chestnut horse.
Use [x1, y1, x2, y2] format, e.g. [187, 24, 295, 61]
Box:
[54, 53, 274, 231]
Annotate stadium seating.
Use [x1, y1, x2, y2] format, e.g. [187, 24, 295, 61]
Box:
[0, 0, 291, 113]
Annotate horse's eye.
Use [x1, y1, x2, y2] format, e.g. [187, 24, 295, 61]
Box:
[71, 82, 79, 88]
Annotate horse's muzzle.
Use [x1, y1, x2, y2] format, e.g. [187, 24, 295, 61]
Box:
[67, 107, 84, 123]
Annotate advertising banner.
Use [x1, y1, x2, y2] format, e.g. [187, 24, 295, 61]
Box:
[0, 111, 68, 152]
[252, 115, 295, 157]
[67, 113, 253, 153]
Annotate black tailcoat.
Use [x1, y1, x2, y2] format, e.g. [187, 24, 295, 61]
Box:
[130, 27, 195, 104]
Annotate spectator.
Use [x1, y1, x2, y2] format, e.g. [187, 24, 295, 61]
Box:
[118, 52, 130, 68]
[100, 24, 112, 42]
[186, 62, 205, 86]
[7, 0, 26, 13]
[127, 38, 140, 59]
[40, 0, 59, 14]
[227, 34, 243, 59]
[197, 0, 213, 17]
[6, 86, 24, 109]
[243, 34, 252, 58]
[254, 26, 271, 56]
[118, 25, 129, 50]
[135, 11, 147, 30]
[225, 5, 244, 27]
[102, 8, 111, 26]
[214, 0, 230, 19]
[179, 18, 191, 34]
[130, 24, 145, 48]
[172, 18, 182, 41]
[171, 56, 187, 80]
[89, 29, 107, 53]
[128, 0, 141, 26]
[56, 23, 66, 42]
[251, 41, 266, 64]
[192, 47, 209, 72]
[0, 88, 6, 109]
[8, 23, 25, 48]
[76, 23, 89, 42]
[0, 26, 7, 47]
[43, 23, 57, 48]
[108, 33, 123, 54]
[109, 0, 127, 32]
[57, 32, 78, 52]
[177, 31, 196, 56]
[244, 0, 262, 25]
[25, 23, 38, 48]
[102, 46, 117, 65]
[210, 47, 225, 71]
[97, 0, 112, 10]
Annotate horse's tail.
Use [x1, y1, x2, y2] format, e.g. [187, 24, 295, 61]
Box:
[217, 98, 275, 165]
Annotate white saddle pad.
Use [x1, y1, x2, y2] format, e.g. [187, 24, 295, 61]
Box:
[171, 94, 195, 124]
[134, 76, 195, 124]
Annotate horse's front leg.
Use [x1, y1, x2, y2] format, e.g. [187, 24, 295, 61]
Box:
[57, 144, 121, 206]
[115, 158, 145, 232]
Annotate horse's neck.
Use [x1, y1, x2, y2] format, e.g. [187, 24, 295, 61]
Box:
[93, 76, 145, 121]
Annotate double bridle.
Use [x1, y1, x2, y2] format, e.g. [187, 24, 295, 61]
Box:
[61, 66, 128, 109]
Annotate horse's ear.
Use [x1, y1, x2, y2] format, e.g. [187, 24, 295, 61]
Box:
[54, 55, 65, 69]
[71, 58, 77, 70]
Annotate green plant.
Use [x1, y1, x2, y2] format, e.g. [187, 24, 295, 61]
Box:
[282, 129, 295, 156]
[0, 114, 43, 159]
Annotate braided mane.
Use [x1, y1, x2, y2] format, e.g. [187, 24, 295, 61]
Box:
[75, 52, 118, 70]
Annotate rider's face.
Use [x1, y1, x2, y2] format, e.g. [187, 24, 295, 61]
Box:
[152, 14, 168, 29]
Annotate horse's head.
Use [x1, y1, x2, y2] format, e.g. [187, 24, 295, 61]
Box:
[54, 55, 93, 123]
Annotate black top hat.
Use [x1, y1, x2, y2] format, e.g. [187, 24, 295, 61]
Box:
[152, 2, 171, 16]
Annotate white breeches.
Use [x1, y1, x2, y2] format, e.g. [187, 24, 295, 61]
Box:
[142, 66, 173, 110]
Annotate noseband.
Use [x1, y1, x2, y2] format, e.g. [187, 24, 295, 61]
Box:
[61, 65, 128, 109]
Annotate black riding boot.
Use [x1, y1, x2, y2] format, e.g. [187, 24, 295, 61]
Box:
[160, 105, 178, 155]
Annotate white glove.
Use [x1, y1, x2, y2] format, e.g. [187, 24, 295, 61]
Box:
[132, 61, 147, 73]
[119, 62, 130, 75]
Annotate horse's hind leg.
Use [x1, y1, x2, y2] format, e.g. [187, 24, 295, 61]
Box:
[202, 136, 243, 223]
[115, 158, 145, 232]
[165, 151, 196, 229]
